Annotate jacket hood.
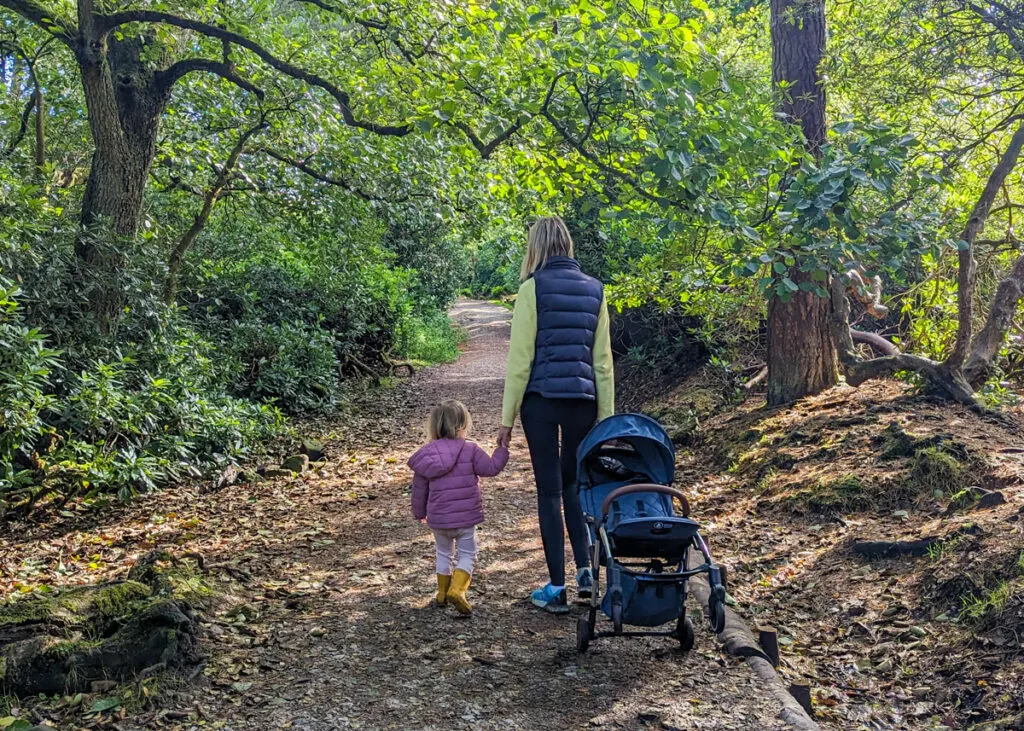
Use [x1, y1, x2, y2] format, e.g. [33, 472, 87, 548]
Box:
[408, 439, 466, 479]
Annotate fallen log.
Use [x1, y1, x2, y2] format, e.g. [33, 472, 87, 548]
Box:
[687, 556, 819, 730]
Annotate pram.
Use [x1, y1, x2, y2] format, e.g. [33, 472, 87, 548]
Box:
[574, 413, 727, 653]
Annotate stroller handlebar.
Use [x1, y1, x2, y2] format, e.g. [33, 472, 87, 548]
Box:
[600, 483, 690, 518]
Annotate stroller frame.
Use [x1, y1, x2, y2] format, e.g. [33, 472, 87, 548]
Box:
[573, 415, 727, 653]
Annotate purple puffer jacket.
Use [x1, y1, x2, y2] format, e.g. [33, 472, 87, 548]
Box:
[408, 439, 509, 530]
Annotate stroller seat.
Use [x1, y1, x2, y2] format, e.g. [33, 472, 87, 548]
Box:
[608, 516, 700, 561]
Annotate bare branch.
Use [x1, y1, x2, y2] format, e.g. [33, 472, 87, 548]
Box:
[165, 120, 267, 303]
[829, 277, 977, 405]
[157, 58, 264, 98]
[257, 148, 381, 202]
[451, 118, 524, 159]
[1, 94, 34, 158]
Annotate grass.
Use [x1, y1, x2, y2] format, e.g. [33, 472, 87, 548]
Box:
[957, 552, 1024, 628]
[960, 581, 1017, 625]
[907, 446, 968, 496]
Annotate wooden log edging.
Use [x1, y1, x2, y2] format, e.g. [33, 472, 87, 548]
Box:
[687, 564, 820, 731]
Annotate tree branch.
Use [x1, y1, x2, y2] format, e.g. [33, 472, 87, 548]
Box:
[98, 9, 412, 136]
[829, 277, 977, 405]
[0, 0, 75, 43]
[157, 58, 264, 98]
[451, 118, 524, 159]
[165, 120, 266, 303]
[1, 94, 34, 158]
[257, 148, 381, 202]
[947, 121, 1024, 371]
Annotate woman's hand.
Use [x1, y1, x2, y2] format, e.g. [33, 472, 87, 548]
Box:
[497, 425, 513, 448]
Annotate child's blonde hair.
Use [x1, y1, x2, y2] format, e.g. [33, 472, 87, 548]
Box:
[428, 400, 472, 440]
[520, 216, 575, 281]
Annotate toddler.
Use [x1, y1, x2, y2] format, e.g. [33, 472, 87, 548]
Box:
[408, 400, 508, 615]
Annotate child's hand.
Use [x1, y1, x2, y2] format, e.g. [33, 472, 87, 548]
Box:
[418, 517, 427, 525]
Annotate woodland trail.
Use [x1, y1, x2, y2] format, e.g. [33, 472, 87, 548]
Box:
[5, 301, 787, 730]
[201, 299, 785, 731]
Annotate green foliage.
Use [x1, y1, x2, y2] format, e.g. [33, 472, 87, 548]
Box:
[469, 221, 526, 297]
[398, 311, 466, 364]
[229, 321, 339, 414]
[0, 278, 59, 492]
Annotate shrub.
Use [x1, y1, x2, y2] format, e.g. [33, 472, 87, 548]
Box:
[0, 278, 60, 494]
[229, 320, 339, 414]
[399, 311, 465, 364]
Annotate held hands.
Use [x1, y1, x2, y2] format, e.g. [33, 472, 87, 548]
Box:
[497, 425, 513, 449]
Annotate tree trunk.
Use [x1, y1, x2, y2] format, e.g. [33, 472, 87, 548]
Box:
[768, 270, 838, 405]
[963, 252, 1024, 387]
[767, 0, 836, 405]
[33, 82, 43, 174]
[73, 27, 170, 330]
[770, 0, 827, 156]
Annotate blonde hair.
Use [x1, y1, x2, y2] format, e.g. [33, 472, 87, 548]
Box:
[520, 216, 575, 281]
[428, 400, 472, 440]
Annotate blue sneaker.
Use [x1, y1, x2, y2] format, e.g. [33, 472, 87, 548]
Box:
[531, 584, 569, 613]
[576, 567, 593, 600]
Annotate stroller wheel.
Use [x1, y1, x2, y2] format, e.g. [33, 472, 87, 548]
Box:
[677, 615, 695, 652]
[709, 597, 727, 634]
[576, 616, 592, 653]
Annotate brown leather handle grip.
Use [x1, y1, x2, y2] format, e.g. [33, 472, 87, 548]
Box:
[600, 483, 690, 518]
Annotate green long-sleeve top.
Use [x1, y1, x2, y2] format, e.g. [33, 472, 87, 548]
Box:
[500, 277, 615, 428]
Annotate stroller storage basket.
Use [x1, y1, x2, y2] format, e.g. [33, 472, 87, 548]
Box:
[601, 567, 684, 628]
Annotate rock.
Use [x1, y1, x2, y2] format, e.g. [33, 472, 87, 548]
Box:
[263, 468, 293, 478]
[300, 439, 327, 462]
[282, 454, 310, 473]
[975, 491, 1006, 509]
[212, 465, 240, 490]
[90, 679, 118, 693]
[892, 509, 909, 521]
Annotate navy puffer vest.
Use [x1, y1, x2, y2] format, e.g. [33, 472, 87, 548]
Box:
[526, 256, 604, 401]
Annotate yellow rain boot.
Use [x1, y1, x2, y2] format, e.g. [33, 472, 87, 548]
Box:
[446, 569, 473, 615]
[436, 574, 452, 606]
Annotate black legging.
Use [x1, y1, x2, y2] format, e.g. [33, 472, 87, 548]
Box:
[520, 393, 596, 587]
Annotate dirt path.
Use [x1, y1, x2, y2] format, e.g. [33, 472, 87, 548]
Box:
[3, 300, 786, 730]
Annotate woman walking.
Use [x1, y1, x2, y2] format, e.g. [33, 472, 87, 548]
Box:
[497, 216, 615, 613]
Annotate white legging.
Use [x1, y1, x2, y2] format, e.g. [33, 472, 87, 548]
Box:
[432, 527, 478, 575]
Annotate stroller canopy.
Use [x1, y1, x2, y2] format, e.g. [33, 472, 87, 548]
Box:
[576, 413, 676, 486]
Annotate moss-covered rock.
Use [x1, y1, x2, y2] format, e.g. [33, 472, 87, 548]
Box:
[0, 554, 202, 697]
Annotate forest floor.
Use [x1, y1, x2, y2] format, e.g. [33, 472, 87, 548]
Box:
[1, 300, 786, 731]
[653, 374, 1024, 730]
